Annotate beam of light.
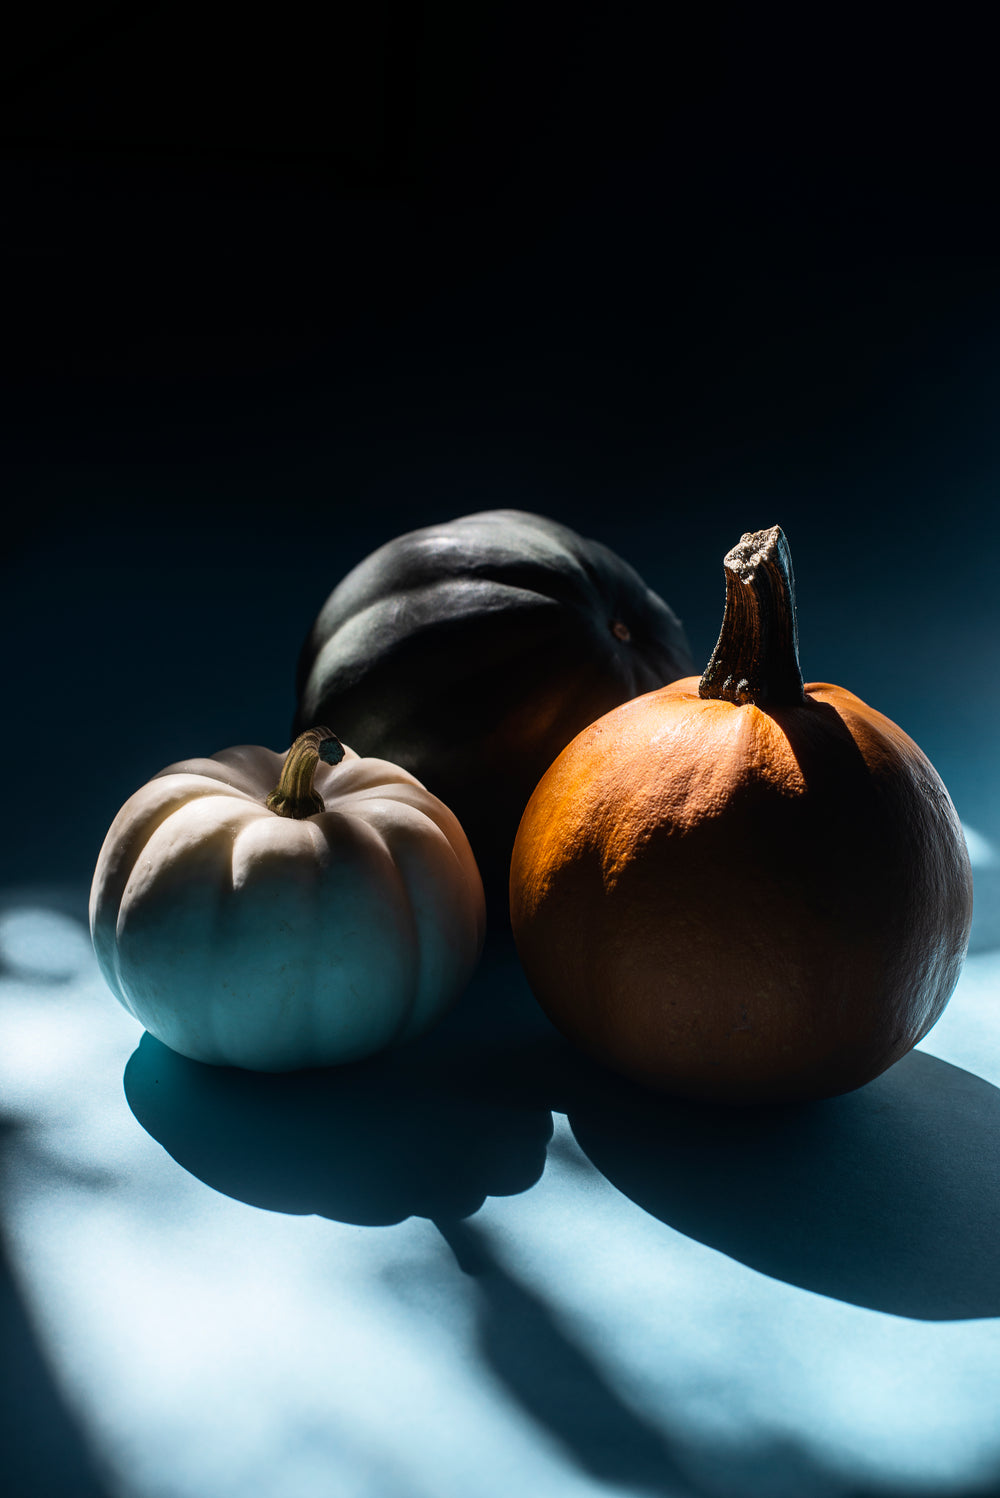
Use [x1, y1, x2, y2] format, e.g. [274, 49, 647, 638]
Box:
[3, 894, 1000, 1497]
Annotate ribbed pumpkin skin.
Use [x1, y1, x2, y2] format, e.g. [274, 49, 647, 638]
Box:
[90, 743, 486, 1071]
[510, 678, 974, 1105]
[294, 510, 694, 886]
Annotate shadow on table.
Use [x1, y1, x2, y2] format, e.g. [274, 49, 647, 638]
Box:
[0, 1127, 114, 1498]
[125, 1032, 554, 1224]
[437, 1215, 839, 1497]
[123, 936, 555, 1225]
[563, 1045, 1000, 1321]
[436, 1216, 1000, 1498]
[125, 930, 1000, 1319]
[121, 932, 1000, 1490]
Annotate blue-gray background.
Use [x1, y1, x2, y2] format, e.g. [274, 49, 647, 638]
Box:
[3, 4, 997, 895]
[3, 12, 1000, 1498]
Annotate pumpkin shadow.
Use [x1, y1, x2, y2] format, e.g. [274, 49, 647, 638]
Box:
[123, 939, 555, 1226]
[122, 927, 1000, 1320]
[419, 1220, 974, 1498]
[0, 1123, 116, 1498]
[560, 1045, 1000, 1321]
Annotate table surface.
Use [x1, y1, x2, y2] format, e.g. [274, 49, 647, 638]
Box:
[2, 849, 1000, 1498]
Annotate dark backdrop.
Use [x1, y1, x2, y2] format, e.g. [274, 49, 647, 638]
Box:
[3, 3, 998, 895]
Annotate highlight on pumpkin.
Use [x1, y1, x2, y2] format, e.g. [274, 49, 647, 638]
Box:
[509, 525, 974, 1106]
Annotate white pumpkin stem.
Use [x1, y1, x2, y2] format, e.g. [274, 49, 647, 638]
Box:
[698, 525, 806, 708]
[267, 727, 345, 819]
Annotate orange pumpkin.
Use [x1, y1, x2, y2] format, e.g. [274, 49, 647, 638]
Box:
[509, 526, 973, 1104]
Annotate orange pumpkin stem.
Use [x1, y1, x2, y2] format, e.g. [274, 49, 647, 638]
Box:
[698, 525, 805, 708]
[267, 726, 345, 819]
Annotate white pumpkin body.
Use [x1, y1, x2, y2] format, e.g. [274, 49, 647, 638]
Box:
[90, 743, 486, 1070]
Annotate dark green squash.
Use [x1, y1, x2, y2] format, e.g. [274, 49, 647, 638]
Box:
[293, 509, 694, 895]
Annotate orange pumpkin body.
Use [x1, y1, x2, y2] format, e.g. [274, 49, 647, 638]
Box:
[510, 544, 973, 1105]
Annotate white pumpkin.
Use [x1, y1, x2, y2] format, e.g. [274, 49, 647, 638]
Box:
[90, 729, 486, 1070]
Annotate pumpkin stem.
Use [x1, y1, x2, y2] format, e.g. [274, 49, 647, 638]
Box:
[698, 525, 806, 708]
[266, 726, 345, 819]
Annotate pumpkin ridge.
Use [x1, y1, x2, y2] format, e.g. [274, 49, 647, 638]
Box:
[115, 797, 256, 1065]
[152, 754, 277, 801]
[321, 809, 422, 1048]
[93, 780, 253, 1010]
